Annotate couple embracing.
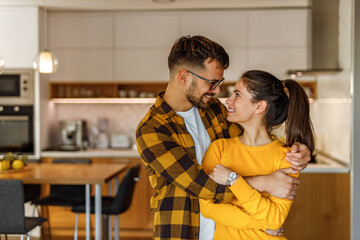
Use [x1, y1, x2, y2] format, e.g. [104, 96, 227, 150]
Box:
[136, 35, 314, 240]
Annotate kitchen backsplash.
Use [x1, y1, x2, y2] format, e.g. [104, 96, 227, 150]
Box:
[310, 99, 352, 164]
[54, 103, 153, 147]
[54, 98, 352, 165]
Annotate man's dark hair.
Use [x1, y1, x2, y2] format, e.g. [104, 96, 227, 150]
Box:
[168, 35, 229, 72]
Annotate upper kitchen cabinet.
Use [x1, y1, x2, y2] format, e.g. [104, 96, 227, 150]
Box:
[49, 13, 113, 48]
[114, 12, 178, 82]
[48, 12, 178, 82]
[247, 9, 309, 79]
[0, 7, 39, 68]
[179, 9, 309, 80]
[179, 11, 248, 81]
[47, 8, 309, 83]
[48, 12, 113, 82]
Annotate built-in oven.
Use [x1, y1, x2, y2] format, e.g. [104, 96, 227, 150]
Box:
[0, 69, 35, 155]
[0, 105, 34, 154]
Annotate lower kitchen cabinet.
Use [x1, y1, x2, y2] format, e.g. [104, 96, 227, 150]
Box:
[283, 172, 350, 240]
[40, 158, 153, 240]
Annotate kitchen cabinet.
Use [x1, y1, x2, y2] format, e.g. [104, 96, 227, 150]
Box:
[40, 157, 153, 239]
[283, 173, 350, 240]
[0, 7, 39, 68]
[48, 8, 309, 82]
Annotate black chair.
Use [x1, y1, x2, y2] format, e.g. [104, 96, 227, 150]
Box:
[24, 184, 42, 203]
[31, 158, 92, 239]
[0, 180, 47, 240]
[71, 164, 141, 240]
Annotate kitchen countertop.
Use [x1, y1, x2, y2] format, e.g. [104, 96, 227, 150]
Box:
[41, 149, 349, 173]
[41, 148, 140, 159]
[302, 153, 350, 174]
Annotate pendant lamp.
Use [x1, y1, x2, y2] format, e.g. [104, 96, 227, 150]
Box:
[33, 3, 58, 74]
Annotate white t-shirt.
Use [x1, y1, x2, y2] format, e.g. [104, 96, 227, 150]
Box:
[176, 106, 215, 240]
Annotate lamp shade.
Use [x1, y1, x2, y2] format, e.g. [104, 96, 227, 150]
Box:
[33, 51, 58, 73]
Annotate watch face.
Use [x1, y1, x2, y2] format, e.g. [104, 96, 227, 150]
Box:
[229, 172, 237, 180]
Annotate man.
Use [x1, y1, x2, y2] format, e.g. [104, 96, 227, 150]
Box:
[136, 35, 310, 240]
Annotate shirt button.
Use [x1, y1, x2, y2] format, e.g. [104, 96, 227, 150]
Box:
[195, 233, 199, 237]
[195, 211, 199, 214]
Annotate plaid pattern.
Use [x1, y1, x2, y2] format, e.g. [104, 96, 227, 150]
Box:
[136, 92, 242, 239]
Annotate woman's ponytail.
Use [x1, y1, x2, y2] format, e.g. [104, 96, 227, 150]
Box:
[283, 79, 315, 154]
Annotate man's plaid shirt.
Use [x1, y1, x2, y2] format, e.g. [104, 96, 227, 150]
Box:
[136, 92, 242, 240]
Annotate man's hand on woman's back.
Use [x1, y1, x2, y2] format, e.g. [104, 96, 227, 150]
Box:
[286, 142, 311, 171]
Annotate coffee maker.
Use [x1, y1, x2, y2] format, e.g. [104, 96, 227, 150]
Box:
[59, 120, 88, 151]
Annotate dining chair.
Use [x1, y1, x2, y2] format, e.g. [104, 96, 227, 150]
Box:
[0, 180, 47, 240]
[31, 158, 92, 240]
[71, 164, 141, 240]
[24, 184, 41, 203]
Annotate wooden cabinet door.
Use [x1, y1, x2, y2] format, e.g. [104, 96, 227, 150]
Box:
[283, 173, 350, 240]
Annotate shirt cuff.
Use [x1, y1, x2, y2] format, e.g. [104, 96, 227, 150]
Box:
[229, 176, 260, 204]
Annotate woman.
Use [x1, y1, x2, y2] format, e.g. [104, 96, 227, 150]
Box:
[199, 70, 315, 239]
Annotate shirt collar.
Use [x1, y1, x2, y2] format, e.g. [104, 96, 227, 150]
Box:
[154, 91, 178, 119]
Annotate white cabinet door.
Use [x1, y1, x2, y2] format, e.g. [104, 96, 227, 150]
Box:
[49, 12, 113, 48]
[180, 10, 247, 48]
[247, 9, 310, 79]
[248, 9, 309, 47]
[0, 7, 39, 68]
[114, 12, 179, 82]
[115, 12, 179, 48]
[48, 12, 113, 81]
[49, 49, 113, 82]
[115, 48, 169, 82]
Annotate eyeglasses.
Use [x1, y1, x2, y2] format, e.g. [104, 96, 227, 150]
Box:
[187, 70, 225, 91]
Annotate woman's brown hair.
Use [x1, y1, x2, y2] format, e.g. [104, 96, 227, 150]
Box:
[241, 70, 315, 154]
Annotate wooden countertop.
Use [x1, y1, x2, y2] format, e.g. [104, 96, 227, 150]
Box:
[0, 163, 127, 184]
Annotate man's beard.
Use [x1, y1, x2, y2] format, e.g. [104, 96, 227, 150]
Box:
[186, 80, 214, 109]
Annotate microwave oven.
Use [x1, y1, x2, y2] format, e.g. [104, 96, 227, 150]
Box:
[0, 69, 34, 105]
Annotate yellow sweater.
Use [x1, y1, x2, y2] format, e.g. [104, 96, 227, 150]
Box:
[200, 137, 299, 240]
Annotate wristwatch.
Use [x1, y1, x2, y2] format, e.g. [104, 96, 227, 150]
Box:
[227, 171, 237, 187]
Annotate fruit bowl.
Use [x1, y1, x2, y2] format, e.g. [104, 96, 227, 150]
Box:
[0, 152, 28, 172]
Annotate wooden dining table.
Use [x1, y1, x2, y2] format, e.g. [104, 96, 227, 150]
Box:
[0, 162, 127, 240]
